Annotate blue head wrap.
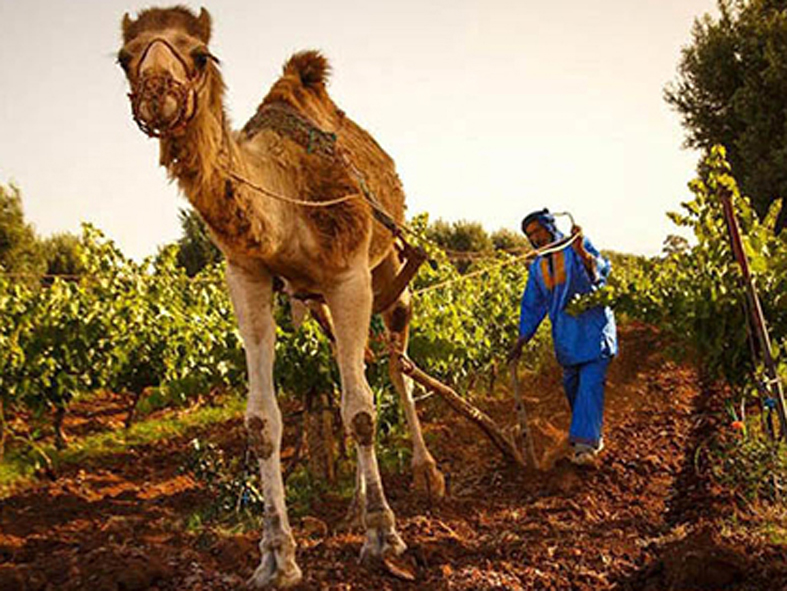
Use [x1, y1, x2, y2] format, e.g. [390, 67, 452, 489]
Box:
[521, 209, 563, 240]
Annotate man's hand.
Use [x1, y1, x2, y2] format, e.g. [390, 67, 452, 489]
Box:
[571, 225, 597, 280]
[507, 336, 526, 364]
[571, 226, 587, 254]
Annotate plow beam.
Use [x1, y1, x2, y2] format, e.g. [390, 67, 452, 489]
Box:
[372, 241, 428, 314]
[397, 355, 526, 468]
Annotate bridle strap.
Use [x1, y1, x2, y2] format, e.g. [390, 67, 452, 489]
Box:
[129, 37, 211, 138]
[136, 37, 194, 80]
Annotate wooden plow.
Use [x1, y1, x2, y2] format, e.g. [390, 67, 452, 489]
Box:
[508, 361, 540, 469]
[396, 354, 540, 470]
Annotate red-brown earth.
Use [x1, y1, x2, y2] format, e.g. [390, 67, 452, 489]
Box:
[1, 323, 785, 590]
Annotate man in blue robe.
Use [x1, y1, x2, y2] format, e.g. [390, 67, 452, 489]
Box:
[508, 209, 617, 465]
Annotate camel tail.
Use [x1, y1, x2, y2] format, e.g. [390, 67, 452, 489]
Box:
[283, 50, 331, 88]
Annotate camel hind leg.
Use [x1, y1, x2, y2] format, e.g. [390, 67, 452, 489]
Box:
[384, 292, 446, 499]
[375, 252, 445, 499]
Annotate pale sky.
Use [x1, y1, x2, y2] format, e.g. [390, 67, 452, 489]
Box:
[0, 0, 717, 259]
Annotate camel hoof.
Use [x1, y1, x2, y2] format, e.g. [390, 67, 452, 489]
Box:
[360, 510, 407, 564]
[412, 460, 446, 498]
[246, 548, 302, 589]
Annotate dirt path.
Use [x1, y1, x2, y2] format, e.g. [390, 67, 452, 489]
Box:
[1, 324, 785, 590]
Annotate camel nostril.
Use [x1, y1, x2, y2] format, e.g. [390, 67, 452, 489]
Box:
[160, 95, 179, 121]
[131, 72, 192, 136]
[138, 100, 152, 122]
[139, 94, 178, 124]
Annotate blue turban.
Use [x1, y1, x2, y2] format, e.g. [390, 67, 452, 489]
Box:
[521, 209, 563, 240]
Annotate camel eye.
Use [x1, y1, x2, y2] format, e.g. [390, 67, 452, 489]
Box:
[192, 49, 209, 69]
[117, 50, 132, 72]
[191, 47, 219, 70]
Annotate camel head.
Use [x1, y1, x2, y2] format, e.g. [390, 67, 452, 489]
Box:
[117, 6, 219, 138]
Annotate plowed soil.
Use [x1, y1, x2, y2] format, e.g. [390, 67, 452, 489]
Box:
[1, 323, 785, 590]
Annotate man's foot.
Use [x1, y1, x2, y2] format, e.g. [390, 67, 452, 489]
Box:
[569, 439, 603, 466]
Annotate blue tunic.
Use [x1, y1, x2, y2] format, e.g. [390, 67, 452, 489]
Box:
[518, 237, 617, 366]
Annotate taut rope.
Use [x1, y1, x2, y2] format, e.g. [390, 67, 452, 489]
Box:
[223, 169, 362, 208]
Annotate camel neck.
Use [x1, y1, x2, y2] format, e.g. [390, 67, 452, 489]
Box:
[161, 101, 230, 208]
[159, 77, 279, 257]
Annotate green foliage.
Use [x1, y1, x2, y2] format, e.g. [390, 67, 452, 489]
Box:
[184, 437, 265, 526]
[16, 278, 109, 416]
[425, 218, 531, 268]
[710, 427, 787, 504]
[570, 147, 787, 395]
[185, 435, 339, 526]
[1, 227, 121, 425]
[0, 275, 34, 431]
[665, 0, 787, 230]
[0, 224, 246, 443]
[273, 301, 338, 398]
[106, 246, 243, 408]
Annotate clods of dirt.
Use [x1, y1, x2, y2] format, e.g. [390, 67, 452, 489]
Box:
[631, 526, 752, 591]
[81, 546, 172, 591]
[210, 535, 257, 573]
[0, 565, 25, 591]
[660, 527, 748, 589]
[1, 323, 786, 590]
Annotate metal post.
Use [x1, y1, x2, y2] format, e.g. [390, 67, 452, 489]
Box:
[719, 188, 787, 438]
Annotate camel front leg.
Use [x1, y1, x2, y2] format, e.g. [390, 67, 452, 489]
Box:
[326, 269, 406, 563]
[226, 264, 302, 589]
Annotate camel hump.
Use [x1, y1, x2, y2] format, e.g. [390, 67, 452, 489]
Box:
[283, 51, 331, 88]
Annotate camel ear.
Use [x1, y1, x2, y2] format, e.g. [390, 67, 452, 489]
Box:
[197, 8, 212, 44]
[122, 13, 134, 43]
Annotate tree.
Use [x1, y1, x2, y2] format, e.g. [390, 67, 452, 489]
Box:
[490, 228, 530, 252]
[426, 219, 494, 254]
[665, 0, 787, 231]
[41, 232, 85, 280]
[0, 183, 43, 276]
[174, 208, 223, 276]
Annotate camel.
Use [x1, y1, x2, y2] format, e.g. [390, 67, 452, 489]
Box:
[117, 6, 444, 588]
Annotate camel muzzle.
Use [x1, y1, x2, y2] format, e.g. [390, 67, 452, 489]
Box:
[129, 72, 195, 138]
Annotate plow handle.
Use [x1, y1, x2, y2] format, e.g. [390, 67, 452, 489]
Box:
[508, 361, 540, 470]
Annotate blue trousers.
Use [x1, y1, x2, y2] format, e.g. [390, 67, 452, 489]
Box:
[562, 357, 611, 448]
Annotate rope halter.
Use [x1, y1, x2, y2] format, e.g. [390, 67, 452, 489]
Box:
[127, 37, 212, 138]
